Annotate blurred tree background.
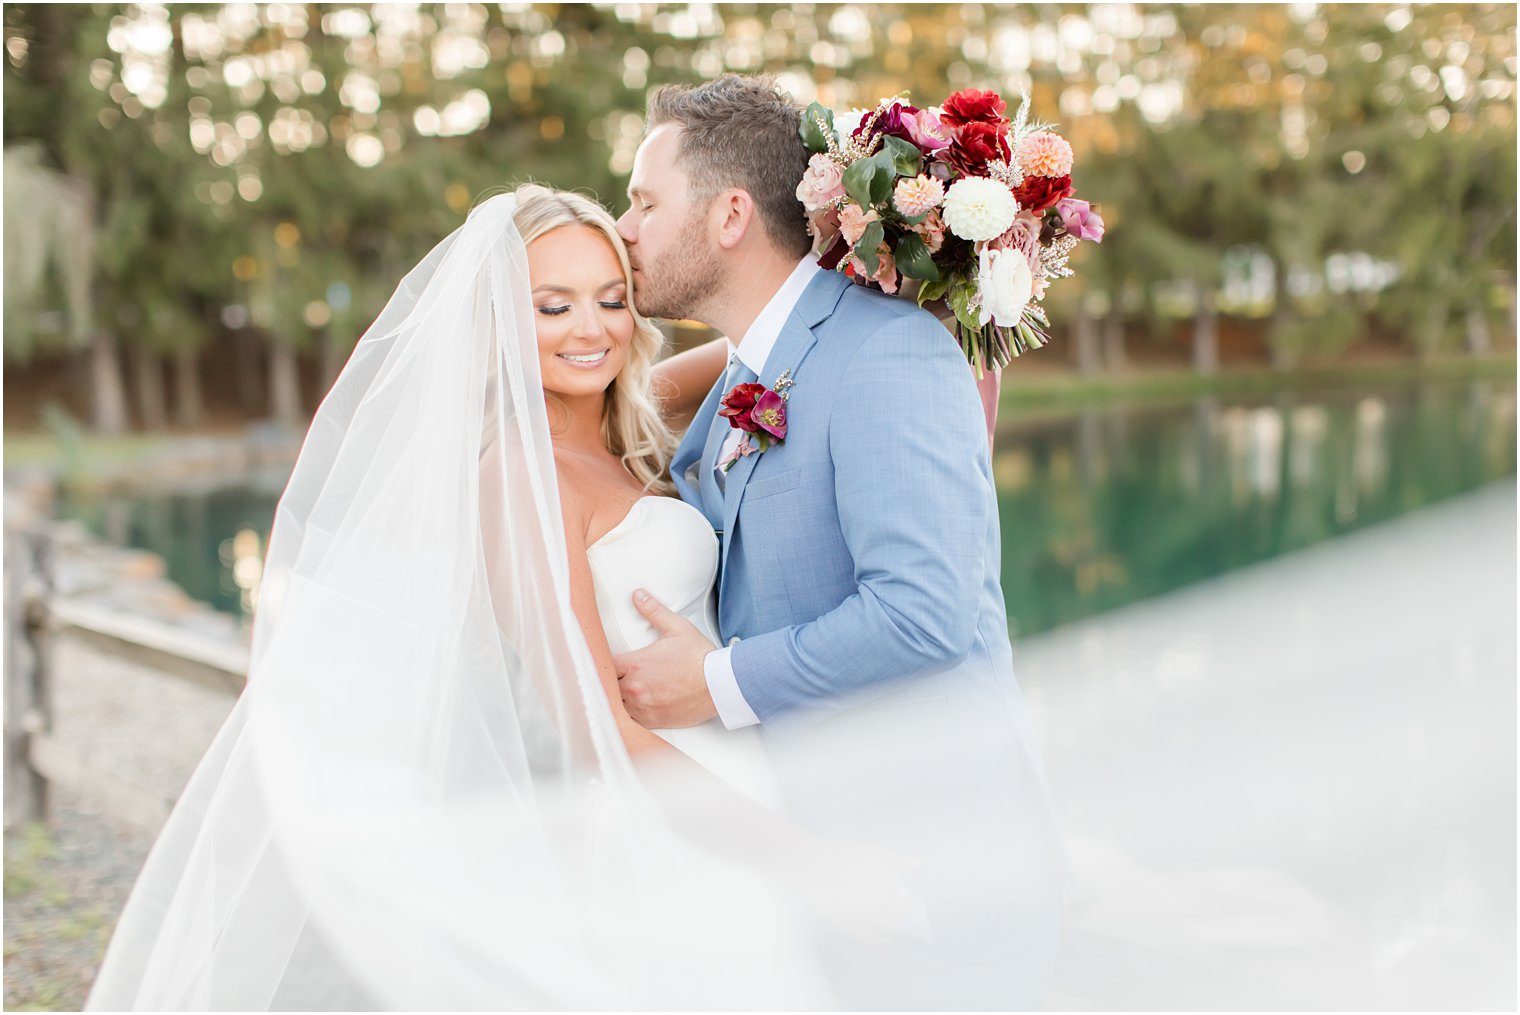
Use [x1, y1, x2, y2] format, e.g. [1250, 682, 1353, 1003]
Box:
[3, 2, 1515, 434]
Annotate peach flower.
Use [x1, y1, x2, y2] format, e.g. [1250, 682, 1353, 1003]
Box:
[892, 175, 945, 218]
[848, 243, 900, 295]
[1016, 131, 1074, 178]
[913, 208, 946, 254]
[838, 204, 880, 247]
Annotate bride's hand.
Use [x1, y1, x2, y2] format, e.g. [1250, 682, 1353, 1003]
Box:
[613, 589, 718, 728]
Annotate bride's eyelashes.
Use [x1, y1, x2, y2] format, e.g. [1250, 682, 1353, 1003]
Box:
[537, 299, 627, 317]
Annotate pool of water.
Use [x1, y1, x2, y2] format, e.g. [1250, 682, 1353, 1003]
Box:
[55, 377, 1517, 637]
[996, 377, 1516, 636]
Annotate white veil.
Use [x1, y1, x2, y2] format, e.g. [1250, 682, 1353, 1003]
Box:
[85, 194, 1063, 1011]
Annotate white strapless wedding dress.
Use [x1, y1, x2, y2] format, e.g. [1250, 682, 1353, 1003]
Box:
[585, 495, 781, 807]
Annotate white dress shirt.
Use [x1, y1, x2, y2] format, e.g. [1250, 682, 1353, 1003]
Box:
[703, 256, 822, 730]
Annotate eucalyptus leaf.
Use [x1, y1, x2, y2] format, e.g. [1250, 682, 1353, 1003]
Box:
[916, 276, 952, 305]
[882, 135, 923, 177]
[853, 219, 886, 266]
[842, 158, 877, 210]
[893, 233, 940, 282]
[946, 281, 981, 332]
[867, 150, 897, 206]
[799, 102, 835, 153]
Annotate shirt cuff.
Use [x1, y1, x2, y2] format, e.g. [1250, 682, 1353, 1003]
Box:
[703, 645, 760, 730]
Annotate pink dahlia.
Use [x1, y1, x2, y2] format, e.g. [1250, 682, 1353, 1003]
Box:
[893, 175, 944, 218]
[1016, 131, 1074, 179]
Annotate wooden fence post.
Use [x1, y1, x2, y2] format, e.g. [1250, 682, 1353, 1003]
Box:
[4, 529, 54, 826]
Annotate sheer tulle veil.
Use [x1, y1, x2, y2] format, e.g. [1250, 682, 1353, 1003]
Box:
[85, 193, 1063, 1011]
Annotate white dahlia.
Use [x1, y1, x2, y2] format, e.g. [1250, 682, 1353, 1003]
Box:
[941, 177, 1019, 243]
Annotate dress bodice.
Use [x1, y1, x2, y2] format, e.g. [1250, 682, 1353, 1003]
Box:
[584, 496, 778, 807]
[585, 496, 722, 656]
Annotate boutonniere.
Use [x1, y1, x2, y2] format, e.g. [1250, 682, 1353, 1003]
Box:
[717, 369, 795, 472]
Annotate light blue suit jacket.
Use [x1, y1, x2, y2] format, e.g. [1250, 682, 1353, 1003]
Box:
[672, 270, 1018, 725]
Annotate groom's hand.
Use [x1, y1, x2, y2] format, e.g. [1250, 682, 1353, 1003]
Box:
[613, 590, 718, 729]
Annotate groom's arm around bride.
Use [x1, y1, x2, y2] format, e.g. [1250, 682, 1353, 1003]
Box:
[618, 301, 1001, 730]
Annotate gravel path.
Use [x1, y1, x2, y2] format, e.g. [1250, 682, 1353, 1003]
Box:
[4, 792, 153, 1012]
[4, 642, 237, 1012]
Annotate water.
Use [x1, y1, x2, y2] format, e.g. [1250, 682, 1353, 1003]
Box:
[997, 378, 1516, 636]
[55, 378, 1518, 635]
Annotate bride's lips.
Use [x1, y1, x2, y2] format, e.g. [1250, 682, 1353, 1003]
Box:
[556, 348, 610, 369]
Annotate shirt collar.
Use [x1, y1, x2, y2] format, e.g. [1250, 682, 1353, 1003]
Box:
[729, 257, 823, 377]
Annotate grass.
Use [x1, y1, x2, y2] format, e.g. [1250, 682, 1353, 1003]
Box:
[2, 823, 55, 898]
[1000, 354, 1517, 414]
[3, 820, 118, 1013]
[2, 433, 171, 475]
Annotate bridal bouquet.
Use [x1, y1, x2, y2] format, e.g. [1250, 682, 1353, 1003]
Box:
[796, 88, 1104, 374]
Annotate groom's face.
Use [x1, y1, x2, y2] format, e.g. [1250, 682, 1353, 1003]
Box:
[617, 124, 721, 322]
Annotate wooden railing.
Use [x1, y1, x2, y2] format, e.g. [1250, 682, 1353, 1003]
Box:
[3, 527, 248, 827]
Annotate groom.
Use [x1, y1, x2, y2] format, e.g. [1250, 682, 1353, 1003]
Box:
[611, 76, 1060, 1007]
[613, 73, 1019, 738]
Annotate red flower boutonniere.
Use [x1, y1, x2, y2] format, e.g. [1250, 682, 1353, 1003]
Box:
[717, 370, 794, 472]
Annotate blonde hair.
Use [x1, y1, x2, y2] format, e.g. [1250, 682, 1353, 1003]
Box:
[509, 184, 676, 496]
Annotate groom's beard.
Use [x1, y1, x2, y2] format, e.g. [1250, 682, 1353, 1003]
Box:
[631, 210, 723, 323]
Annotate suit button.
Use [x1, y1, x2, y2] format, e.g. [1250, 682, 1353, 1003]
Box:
[729, 637, 741, 647]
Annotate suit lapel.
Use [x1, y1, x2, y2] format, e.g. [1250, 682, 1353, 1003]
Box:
[718, 271, 851, 595]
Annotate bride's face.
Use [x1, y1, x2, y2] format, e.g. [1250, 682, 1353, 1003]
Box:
[527, 224, 636, 401]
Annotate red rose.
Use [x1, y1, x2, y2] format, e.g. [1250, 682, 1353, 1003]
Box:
[718, 382, 766, 433]
[942, 121, 1012, 176]
[1013, 173, 1073, 214]
[939, 88, 1008, 128]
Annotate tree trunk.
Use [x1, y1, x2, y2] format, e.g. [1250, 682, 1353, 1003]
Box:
[1102, 310, 1127, 372]
[1268, 293, 1296, 371]
[234, 329, 265, 413]
[268, 340, 304, 428]
[1418, 301, 1448, 361]
[1464, 304, 1490, 357]
[132, 343, 168, 431]
[1072, 303, 1101, 376]
[173, 345, 203, 429]
[88, 330, 130, 435]
[1192, 286, 1219, 376]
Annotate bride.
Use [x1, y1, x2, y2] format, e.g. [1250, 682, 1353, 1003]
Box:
[509, 185, 778, 805]
[86, 185, 1057, 1011]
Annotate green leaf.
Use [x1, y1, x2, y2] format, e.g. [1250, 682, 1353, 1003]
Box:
[799, 102, 835, 153]
[882, 135, 923, 177]
[852, 218, 886, 266]
[946, 281, 981, 332]
[893, 233, 940, 282]
[841, 158, 878, 210]
[916, 276, 951, 304]
[867, 150, 897, 206]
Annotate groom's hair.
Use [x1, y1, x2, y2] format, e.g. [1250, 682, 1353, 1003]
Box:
[646, 75, 811, 258]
